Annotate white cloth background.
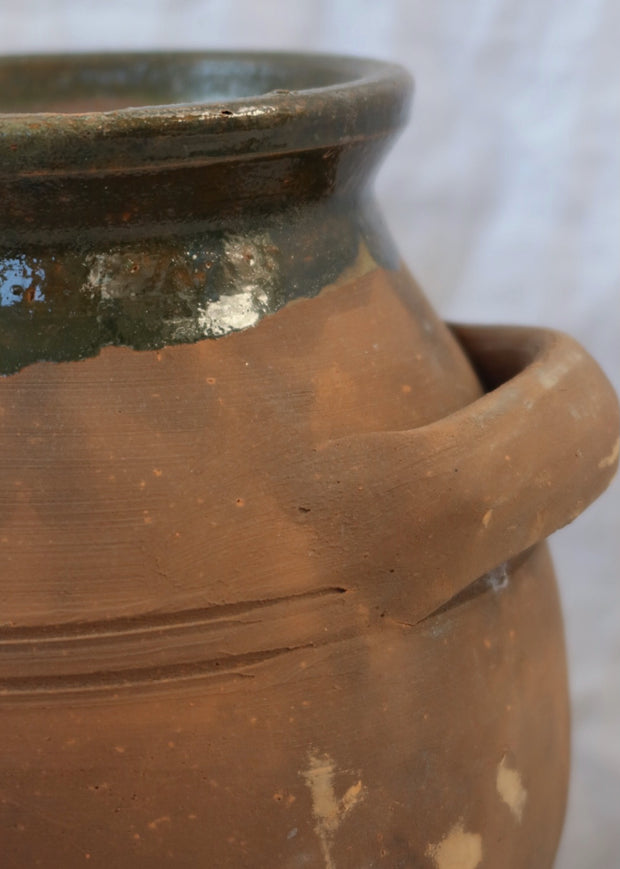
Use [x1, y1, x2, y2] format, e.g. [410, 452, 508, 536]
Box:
[1, 2, 618, 866]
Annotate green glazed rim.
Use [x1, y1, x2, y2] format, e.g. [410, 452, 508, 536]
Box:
[0, 52, 412, 176]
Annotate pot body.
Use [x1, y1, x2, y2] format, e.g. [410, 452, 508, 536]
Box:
[0, 256, 570, 869]
[1, 547, 568, 869]
[0, 53, 617, 868]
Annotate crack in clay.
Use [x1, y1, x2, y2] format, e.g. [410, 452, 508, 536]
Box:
[301, 750, 365, 869]
[418, 554, 528, 626]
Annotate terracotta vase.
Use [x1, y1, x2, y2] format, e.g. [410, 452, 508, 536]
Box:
[0, 53, 618, 869]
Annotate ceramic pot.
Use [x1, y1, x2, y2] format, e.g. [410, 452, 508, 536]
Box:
[0, 53, 618, 869]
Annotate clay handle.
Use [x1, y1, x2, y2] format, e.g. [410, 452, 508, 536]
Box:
[311, 325, 620, 622]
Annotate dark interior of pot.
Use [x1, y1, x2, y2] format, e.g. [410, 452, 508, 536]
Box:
[0, 53, 366, 113]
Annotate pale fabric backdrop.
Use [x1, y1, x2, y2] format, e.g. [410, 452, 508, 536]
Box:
[1, 2, 618, 866]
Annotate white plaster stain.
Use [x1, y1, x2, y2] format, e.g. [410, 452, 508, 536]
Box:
[536, 348, 583, 390]
[197, 231, 276, 337]
[426, 820, 483, 869]
[301, 750, 365, 869]
[599, 437, 620, 469]
[197, 288, 268, 336]
[487, 562, 509, 592]
[496, 756, 527, 823]
[84, 252, 127, 300]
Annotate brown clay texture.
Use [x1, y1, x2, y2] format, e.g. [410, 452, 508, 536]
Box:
[1, 52, 619, 868]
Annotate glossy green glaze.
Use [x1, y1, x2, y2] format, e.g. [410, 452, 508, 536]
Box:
[0, 53, 411, 374]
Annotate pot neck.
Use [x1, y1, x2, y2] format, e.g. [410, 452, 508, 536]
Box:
[0, 52, 412, 246]
[0, 136, 396, 247]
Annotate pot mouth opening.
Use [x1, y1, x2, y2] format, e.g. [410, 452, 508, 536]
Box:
[0, 51, 412, 175]
[0, 51, 408, 113]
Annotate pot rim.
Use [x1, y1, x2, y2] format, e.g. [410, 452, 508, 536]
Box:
[0, 51, 413, 176]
